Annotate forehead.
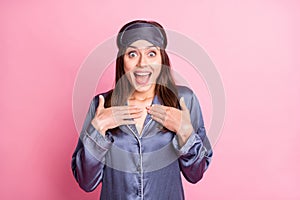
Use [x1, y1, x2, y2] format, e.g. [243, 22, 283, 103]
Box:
[127, 40, 158, 49]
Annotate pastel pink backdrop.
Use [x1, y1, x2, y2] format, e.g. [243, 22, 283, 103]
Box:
[1, 0, 299, 200]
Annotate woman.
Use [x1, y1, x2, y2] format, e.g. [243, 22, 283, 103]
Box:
[72, 20, 213, 200]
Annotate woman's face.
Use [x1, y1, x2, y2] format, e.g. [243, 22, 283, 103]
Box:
[123, 40, 162, 93]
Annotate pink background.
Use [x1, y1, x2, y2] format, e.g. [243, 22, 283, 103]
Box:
[1, 0, 300, 199]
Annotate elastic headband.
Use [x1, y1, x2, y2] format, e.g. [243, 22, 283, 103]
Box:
[117, 22, 166, 49]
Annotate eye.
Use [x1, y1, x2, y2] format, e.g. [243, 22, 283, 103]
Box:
[148, 51, 156, 57]
[128, 51, 138, 58]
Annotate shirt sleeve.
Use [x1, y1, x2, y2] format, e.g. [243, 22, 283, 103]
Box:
[71, 95, 114, 192]
[172, 91, 213, 184]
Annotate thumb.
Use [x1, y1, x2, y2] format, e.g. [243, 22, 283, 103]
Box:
[179, 97, 188, 111]
[98, 95, 105, 110]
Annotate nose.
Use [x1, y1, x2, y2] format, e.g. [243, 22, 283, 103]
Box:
[137, 52, 148, 67]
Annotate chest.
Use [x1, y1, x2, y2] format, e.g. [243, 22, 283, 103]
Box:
[127, 99, 152, 135]
[135, 110, 148, 134]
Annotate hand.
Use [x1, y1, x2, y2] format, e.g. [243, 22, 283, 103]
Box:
[91, 95, 143, 136]
[147, 97, 194, 146]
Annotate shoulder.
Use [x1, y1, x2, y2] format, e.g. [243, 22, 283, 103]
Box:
[176, 85, 201, 109]
[176, 85, 194, 98]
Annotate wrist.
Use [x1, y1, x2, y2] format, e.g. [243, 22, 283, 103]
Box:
[177, 124, 193, 136]
[91, 120, 107, 136]
[176, 125, 193, 147]
[98, 127, 108, 136]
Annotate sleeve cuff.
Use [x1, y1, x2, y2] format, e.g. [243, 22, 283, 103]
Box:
[81, 124, 114, 159]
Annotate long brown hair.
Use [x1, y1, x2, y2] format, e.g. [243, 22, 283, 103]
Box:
[105, 20, 179, 108]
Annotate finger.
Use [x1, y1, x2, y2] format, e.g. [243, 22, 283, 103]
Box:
[120, 119, 137, 125]
[96, 95, 105, 114]
[147, 105, 166, 115]
[114, 105, 143, 110]
[126, 106, 144, 114]
[114, 107, 144, 116]
[112, 108, 143, 122]
[150, 114, 164, 125]
[122, 112, 143, 119]
[149, 110, 165, 121]
[179, 97, 188, 111]
[99, 95, 105, 108]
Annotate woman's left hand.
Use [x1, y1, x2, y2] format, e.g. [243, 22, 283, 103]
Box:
[147, 97, 194, 147]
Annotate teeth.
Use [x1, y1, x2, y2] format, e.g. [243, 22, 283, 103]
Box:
[134, 72, 151, 76]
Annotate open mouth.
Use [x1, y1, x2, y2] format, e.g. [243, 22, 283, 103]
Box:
[133, 71, 152, 85]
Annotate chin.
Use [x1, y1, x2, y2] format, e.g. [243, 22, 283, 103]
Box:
[133, 84, 154, 93]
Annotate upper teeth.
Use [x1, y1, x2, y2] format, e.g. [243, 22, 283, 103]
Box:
[135, 72, 151, 76]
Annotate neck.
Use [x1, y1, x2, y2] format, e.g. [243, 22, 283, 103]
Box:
[129, 85, 155, 101]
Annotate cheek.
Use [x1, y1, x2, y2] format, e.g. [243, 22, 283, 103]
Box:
[150, 55, 161, 71]
[123, 59, 135, 73]
[123, 64, 130, 74]
[123, 62, 134, 81]
[153, 58, 162, 75]
[154, 65, 162, 75]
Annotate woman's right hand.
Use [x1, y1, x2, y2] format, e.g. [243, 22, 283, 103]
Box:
[91, 95, 143, 136]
